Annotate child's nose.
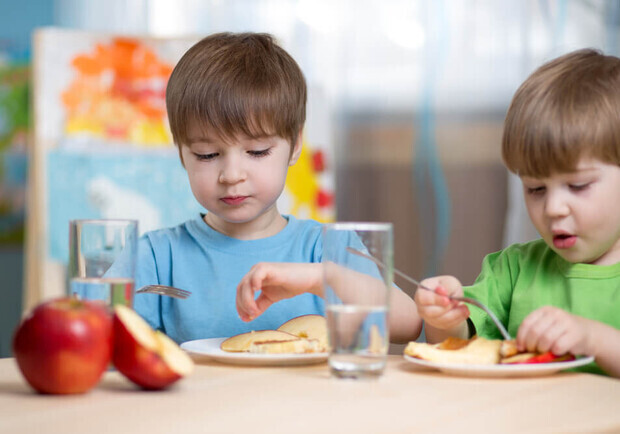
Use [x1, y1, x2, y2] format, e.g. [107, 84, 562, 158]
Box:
[218, 157, 246, 184]
[544, 191, 570, 217]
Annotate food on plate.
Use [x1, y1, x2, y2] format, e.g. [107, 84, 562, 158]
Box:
[221, 315, 328, 354]
[221, 330, 303, 352]
[404, 336, 575, 365]
[405, 337, 503, 365]
[249, 338, 321, 354]
[113, 305, 194, 390]
[12, 297, 112, 394]
[500, 351, 575, 364]
[496, 339, 575, 364]
[277, 314, 328, 351]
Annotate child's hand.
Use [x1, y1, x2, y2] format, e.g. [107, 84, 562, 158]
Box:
[516, 306, 594, 356]
[413, 275, 470, 331]
[236, 262, 322, 322]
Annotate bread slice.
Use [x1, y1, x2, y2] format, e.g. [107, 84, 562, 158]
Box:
[249, 338, 321, 354]
[405, 337, 503, 365]
[221, 330, 299, 352]
[277, 315, 328, 352]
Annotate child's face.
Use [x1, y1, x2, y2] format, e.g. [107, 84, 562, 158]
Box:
[181, 123, 301, 234]
[521, 157, 620, 265]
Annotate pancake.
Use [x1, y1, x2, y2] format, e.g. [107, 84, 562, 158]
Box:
[277, 315, 328, 352]
[221, 330, 299, 352]
[405, 337, 502, 365]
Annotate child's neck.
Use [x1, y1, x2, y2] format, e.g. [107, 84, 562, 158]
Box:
[204, 208, 288, 240]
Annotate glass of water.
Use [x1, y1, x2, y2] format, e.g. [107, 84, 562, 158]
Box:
[322, 222, 393, 379]
[68, 219, 138, 308]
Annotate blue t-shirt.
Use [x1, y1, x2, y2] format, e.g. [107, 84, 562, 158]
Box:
[133, 214, 325, 343]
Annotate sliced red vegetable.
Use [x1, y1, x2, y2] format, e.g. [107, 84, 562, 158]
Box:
[509, 351, 575, 365]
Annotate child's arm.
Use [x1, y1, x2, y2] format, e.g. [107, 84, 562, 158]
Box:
[414, 275, 471, 343]
[517, 306, 620, 378]
[236, 262, 422, 343]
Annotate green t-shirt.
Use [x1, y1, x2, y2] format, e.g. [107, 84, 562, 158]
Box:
[465, 239, 620, 375]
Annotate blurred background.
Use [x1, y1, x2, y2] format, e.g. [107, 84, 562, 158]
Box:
[1, 0, 619, 356]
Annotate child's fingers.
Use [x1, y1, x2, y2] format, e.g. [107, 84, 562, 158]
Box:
[420, 299, 469, 330]
[415, 285, 451, 308]
[254, 292, 275, 315]
[431, 304, 470, 329]
[236, 267, 267, 321]
[235, 281, 257, 321]
[533, 321, 565, 353]
[433, 286, 454, 306]
[238, 264, 286, 321]
[548, 329, 575, 356]
[517, 306, 559, 352]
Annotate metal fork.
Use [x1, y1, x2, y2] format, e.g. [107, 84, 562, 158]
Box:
[346, 247, 512, 340]
[135, 285, 192, 299]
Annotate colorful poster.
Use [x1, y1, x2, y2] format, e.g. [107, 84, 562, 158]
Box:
[0, 63, 29, 245]
[46, 149, 203, 262]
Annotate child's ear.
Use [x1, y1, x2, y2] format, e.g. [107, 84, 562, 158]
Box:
[288, 131, 303, 166]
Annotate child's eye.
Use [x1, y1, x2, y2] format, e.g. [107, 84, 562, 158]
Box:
[526, 186, 545, 195]
[194, 152, 218, 161]
[569, 183, 590, 192]
[248, 148, 272, 158]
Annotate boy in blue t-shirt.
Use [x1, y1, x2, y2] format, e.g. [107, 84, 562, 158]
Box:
[135, 32, 421, 344]
[413, 49, 620, 377]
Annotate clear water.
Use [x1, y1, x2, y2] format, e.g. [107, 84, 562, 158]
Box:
[326, 304, 388, 378]
[70, 277, 134, 308]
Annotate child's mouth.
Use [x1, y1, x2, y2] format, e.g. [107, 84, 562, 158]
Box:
[553, 234, 577, 249]
[221, 196, 248, 205]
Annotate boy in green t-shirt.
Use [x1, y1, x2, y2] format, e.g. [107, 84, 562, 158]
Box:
[415, 49, 620, 377]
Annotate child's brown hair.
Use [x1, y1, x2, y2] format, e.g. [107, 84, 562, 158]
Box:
[166, 32, 306, 151]
[502, 49, 620, 177]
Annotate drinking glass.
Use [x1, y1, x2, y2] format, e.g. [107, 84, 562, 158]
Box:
[68, 219, 138, 308]
[322, 222, 393, 379]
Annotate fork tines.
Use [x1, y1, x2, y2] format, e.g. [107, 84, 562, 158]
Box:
[136, 285, 191, 299]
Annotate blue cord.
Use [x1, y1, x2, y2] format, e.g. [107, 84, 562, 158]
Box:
[413, 0, 451, 277]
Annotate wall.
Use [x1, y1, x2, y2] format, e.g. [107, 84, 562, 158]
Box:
[0, 0, 54, 357]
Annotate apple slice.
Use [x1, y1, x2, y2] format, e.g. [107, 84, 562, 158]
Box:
[113, 305, 194, 390]
[220, 330, 300, 352]
[277, 314, 328, 352]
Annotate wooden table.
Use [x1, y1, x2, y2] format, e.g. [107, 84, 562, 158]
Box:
[1, 356, 619, 433]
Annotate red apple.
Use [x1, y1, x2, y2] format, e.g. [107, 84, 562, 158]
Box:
[112, 305, 194, 390]
[12, 297, 112, 394]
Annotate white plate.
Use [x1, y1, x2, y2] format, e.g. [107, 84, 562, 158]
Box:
[403, 354, 595, 378]
[181, 337, 328, 366]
